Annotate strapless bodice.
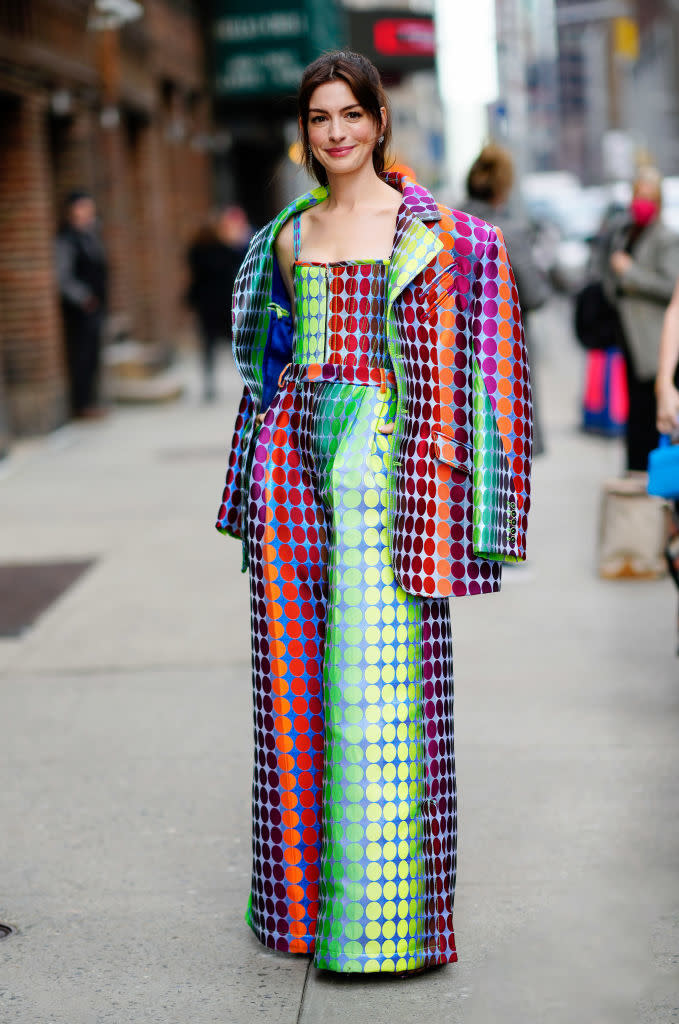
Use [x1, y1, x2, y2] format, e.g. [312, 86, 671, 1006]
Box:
[292, 260, 392, 371]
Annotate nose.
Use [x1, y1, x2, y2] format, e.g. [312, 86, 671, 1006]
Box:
[327, 116, 345, 142]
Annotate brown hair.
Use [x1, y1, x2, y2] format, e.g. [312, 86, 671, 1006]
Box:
[466, 143, 515, 204]
[298, 50, 392, 186]
[633, 165, 663, 207]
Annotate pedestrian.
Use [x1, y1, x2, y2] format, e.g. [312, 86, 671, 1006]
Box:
[216, 50, 532, 975]
[600, 167, 679, 471]
[55, 190, 109, 419]
[186, 206, 250, 401]
[463, 143, 550, 454]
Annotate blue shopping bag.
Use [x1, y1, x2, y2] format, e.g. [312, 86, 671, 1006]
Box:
[648, 435, 679, 500]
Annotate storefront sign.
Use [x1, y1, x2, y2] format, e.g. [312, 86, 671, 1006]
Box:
[214, 0, 345, 98]
[373, 18, 436, 58]
[348, 9, 435, 72]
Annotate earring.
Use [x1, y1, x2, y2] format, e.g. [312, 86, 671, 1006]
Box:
[379, 135, 384, 144]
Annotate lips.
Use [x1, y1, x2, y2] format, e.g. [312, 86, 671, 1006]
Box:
[326, 146, 354, 157]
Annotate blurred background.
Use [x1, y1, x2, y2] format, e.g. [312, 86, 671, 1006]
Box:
[1, 0, 678, 451]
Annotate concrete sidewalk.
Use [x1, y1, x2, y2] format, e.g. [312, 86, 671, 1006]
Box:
[1, 304, 678, 1023]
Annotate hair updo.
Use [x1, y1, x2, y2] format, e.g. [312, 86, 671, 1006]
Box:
[466, 144, 515, 204]
[297, 50, 392, 187]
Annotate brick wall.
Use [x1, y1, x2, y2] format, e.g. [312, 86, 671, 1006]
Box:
[0, 89, 67, 434]
[0, 0, 212, 438]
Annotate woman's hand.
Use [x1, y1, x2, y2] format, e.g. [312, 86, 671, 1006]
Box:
[610, 250, 633, 276]
[656, 381, 679, 436]
[377, 422, 394, 434]
[256, 412, 266, 425]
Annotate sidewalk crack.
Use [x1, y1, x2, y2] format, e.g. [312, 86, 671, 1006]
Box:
[296, 959, 313, 1024]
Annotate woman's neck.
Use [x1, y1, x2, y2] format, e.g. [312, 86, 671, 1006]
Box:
[324, 162, 392, 212]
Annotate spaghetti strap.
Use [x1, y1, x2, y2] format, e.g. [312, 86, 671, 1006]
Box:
[292, 212, 301, 261]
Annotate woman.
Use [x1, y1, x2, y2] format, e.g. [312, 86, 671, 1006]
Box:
[186, 206, 250, 401]
[216, 51, 532, 975]
[464, 144, 549, 454]
[602, 167, 679, 471]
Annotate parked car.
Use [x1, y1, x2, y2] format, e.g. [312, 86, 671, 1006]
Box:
[662, 176, 679, 232]
[521, 174, 631, 293]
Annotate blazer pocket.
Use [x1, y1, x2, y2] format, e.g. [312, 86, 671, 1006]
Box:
[431, 429, 472, 476]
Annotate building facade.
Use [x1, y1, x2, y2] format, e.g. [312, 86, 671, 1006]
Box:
[554, 0, 679, 183]
[0, 0, 212, 444]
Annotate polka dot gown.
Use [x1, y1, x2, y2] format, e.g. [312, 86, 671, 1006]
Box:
[216, 171, 533, 976]
[244, 258, 457, 973]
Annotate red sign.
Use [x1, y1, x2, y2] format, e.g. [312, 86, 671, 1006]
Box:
[373, 17, 435, 58]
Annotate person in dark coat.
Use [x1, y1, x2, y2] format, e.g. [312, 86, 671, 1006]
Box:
[186, 206, 250, 401]
[464, 144, 551, 455]
[55, 190, 109, 419]
[599, 167, 679, 471]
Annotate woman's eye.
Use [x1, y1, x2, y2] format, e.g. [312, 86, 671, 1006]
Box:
[310, 115, 326, 124]
[346, 111, 362, 119]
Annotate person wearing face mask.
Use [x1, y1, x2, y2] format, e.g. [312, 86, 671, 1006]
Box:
[601, 167, 679, 471]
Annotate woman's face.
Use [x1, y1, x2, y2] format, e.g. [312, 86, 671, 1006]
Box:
[633, 178, 661, 204]
[304, 79, 385, 180]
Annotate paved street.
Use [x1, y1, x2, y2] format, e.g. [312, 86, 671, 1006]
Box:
[1, 299, 678, 1023]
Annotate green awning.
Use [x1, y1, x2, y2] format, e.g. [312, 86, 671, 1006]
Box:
[214, 0, 347, 98]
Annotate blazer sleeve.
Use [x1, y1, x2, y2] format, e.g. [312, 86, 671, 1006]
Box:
[497, 218, 550, 313]
[469, 227, 532, 563]
[215, 386, 255, 541]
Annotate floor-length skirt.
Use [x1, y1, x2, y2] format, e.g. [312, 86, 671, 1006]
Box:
[244, 368, 457, 973]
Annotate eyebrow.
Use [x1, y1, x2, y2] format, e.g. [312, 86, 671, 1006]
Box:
[308, 104, 362, 113]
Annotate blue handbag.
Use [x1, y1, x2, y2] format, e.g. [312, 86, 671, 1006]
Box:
[648, 435, 679, 500]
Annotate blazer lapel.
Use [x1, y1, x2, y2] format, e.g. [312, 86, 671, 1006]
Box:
[387, 208, 443, 308]
[385, 174, 443, 308]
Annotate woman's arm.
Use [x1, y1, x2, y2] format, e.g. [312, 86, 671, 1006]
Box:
[656, 277, 679, 435]
[614, 233, 679, 304]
